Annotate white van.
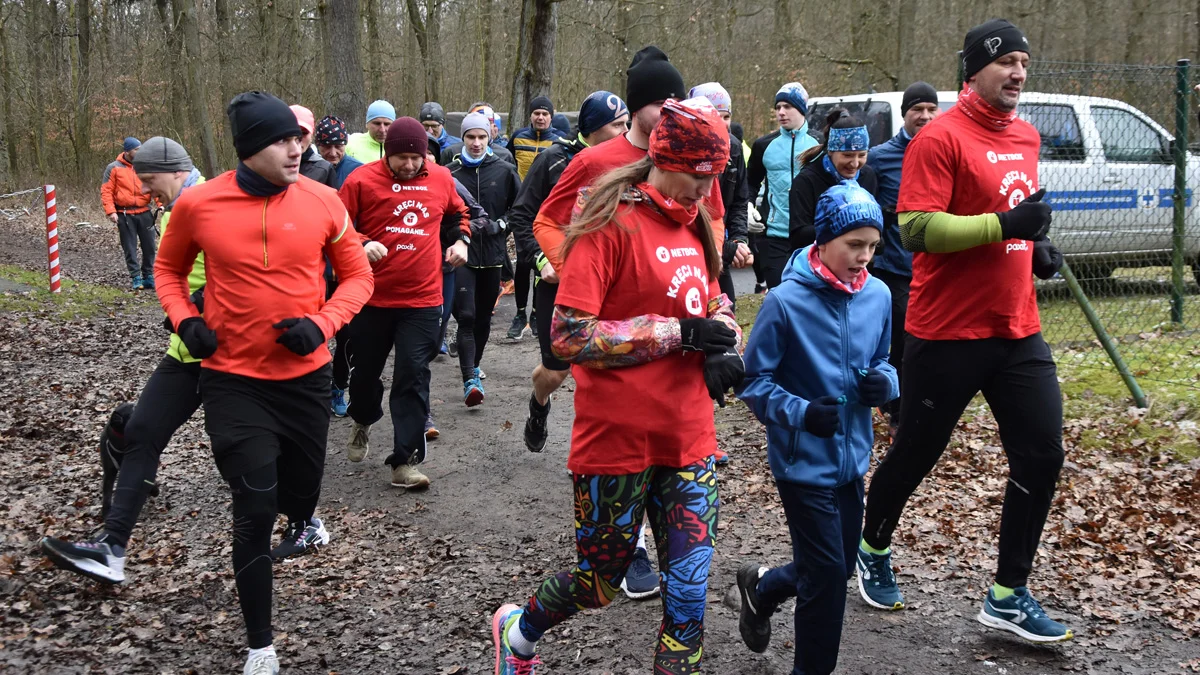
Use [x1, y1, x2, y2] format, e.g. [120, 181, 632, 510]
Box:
[807, 91, 1200, 281]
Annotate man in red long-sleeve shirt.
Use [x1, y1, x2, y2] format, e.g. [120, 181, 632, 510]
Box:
[153, 91, 373, 675]
[338, 117, 470, 490]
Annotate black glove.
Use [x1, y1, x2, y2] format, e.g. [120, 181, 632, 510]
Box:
[273, 317, 326, 356]
[857, 368, 892, 407]
[163, 286, 207, 332]
[997, 188, 1052, 241]
[803, 396, 842, 438]
[1032, 239, 1064, 280]
[176, 317, 218, 359]
[702, 349, 745, 406]
[680, 318, 737, 355]
[722, 240, 739, 267]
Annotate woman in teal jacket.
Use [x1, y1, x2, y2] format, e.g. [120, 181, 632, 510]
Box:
[733, 180, 898, 675]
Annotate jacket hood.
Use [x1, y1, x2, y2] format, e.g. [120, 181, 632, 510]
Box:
[115, 152, 133, 166]
[781, 245, 825, 289]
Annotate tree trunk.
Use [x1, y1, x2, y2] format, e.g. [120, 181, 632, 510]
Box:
[174, 0, 219, 176]
[0, 13, 18, 178]
[773, 0, 791, 53]
[404, 0, 439, 101]
[73, 0, 92, 182]
[365, 0, 382, 97]
[509, 0, 555, 123]
[213, 0, 233, 107]
[322, 0, 365, 129]
[479, 0, 493, 100]
[24, 0, 46, 179]
[155, 0, 187, 139]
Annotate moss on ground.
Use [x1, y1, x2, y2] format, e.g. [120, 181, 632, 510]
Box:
[0, 264, 141, 319]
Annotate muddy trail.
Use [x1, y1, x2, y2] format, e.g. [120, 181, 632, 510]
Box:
[0, 213, 1195, 674]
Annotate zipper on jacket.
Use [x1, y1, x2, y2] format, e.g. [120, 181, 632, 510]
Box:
[839, 294, 853, 484]
[261, 198, 270, 269]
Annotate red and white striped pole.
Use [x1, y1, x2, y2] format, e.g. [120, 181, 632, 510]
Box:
[45, 185, 61, 293]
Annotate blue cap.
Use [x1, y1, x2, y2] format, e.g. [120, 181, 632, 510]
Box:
[775, 82, 810, 116]
[365, 100, 396, 125]
[123, 137, 141, 152]
[578, 90, 629, 137]
[814, 180, 883, 245]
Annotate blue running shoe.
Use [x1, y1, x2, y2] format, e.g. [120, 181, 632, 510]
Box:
[492, 604, 540, 675]
[142, 273, 155, 290]
[476, 366, 487, 380]
[331, 388, 348, 417]
[620, 546, 660, 599]
[131, 275, 143, 291]
[439, 341, 449, 355]
[464, 377, 485, 407]
[978, 587, 1074, 643]
[856, 547, 905, 610]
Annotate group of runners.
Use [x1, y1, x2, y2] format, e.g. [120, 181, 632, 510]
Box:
[41, 17, 1073, 675]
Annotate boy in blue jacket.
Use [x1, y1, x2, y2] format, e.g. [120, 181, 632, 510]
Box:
[734, 180, 898, 675]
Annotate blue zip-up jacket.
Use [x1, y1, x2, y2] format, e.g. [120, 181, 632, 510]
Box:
[866, 128, 913, 277]
[332, 155, 364, 190]
[435, 127, 462, 152]
[747, 123, 819, 240]
[737, 246, 898, 487]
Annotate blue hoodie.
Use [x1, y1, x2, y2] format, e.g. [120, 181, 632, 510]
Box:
[737, 246, 898, 487]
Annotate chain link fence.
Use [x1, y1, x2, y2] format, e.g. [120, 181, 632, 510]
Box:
[1018, 59, 1200, 397]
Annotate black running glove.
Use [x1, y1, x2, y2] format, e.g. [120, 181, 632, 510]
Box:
[702, 349, 745, 407]
[176, 317, 218, 358]
[162, 286, 206, 333]
[680, 318, 737, 355]
[273, 317, 326, 356]
[1032, 238, 1064, 280]
[803, 396, 841, 438]
[857, 368, 892, 407]
[997, 188, 1052, 241]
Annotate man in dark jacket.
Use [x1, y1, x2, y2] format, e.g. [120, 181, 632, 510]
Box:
[867, 81, 939, 436]
[314, 115, 364, 190]
[508, 89, 629, 453]
[420, 101, 462, 153]
[445, 111, 521, 406]
[291, 105, 337, 188]
[508, 96, 564, 180]
[689, 82, 752, 308]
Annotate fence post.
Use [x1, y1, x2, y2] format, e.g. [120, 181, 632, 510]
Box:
[44, 184, 61, 294]
[1171, 58, 1189, 324]
[1059, 263, 1148, 407]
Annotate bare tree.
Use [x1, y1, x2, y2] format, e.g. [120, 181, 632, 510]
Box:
[405, 0, 443, 101]
[174, 0, 219, 176]
[72, 0, 92, 178]
[321, 0, 366, 128]
[509, 0, 557, 123]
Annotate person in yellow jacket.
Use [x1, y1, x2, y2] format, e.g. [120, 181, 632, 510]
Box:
[40, 137, 210, 585]
[345, 99, 395, 163]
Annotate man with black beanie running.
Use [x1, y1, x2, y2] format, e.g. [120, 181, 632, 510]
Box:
[154, 91, 374, 674]
[855, 20, 1071, 643]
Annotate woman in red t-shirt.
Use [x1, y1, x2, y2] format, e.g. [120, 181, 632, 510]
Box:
[490, 98, 744, 674]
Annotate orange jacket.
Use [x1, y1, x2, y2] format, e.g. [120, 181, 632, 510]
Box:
[155, 172, 374, 380]
[100, 153, 151, 215]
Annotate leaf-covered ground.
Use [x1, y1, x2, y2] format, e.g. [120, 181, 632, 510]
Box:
[0, 208, 1196, 674]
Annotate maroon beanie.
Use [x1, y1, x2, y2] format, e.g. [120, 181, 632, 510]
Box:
[384, 117, 429, 157]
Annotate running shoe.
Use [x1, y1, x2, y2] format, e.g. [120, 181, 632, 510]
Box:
[425, 413, 440, 440]
[736, 562, 777, 653]
[391, 464, 430, 490]
[347, 422, 370, 462]
[131, 275, 143, 291]
[331, 388, 348, 417]
[271, 517, 330, 561]
[492, 604, 541, 675]
[715, 449, 730, 466]
[244, 649, 279, 675]
[142, 273, 155, 290]
[524, 394, 550, 452]
[464, 377, 485, 407]
[621, 546, 660, 599]
[439, 341, 449, 355]
[977, 587, 1074, 643]
[754, 283, 766, 295]
[507, 311, 528, 340]
[476, 367, 487, 380]
[40, 535, 126, 584]
[855, 547, 905, 610]
[447, 339, 459, 358]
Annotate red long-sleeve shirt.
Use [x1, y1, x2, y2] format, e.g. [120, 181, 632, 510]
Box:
[339, 159, 470, 308]
[155, 172, 373, 380]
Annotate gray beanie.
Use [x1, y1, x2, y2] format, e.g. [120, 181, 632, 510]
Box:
[460, 111, 492, 141]
[132, 136, 193, 173]
[419, 102, 446, 125]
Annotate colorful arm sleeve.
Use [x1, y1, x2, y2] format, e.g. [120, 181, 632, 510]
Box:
[550, 305, 682, 369]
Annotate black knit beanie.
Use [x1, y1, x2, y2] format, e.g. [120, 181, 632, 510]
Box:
[962, 20, 1030, 82]
[529, 96, 554, 116]
[226, 91, 303, 161]
[625, 46, 686, 113]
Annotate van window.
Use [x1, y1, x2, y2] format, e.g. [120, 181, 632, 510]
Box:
[807, 101, 894, 147]
[1092, 106, 1170, 163]
[1019, 104, 1086, 161]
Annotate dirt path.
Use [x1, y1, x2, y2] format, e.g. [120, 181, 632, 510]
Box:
[0, 218, 1194, 674]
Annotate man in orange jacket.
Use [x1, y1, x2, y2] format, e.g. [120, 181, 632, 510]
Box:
[154, 91, 374, 675]
[100, 137, 156, 289]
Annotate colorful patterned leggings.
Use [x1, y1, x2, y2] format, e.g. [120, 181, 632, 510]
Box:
[518, 457, 719, 674]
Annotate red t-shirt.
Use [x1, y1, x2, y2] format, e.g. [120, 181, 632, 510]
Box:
[339, 160, 468, 308]
[555, 194, 720, 475]
[533, 133, 726, 271]
[897, 104, 1043, 340]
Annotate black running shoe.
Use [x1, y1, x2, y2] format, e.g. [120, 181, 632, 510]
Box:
[41, 535, 126, 584]
[524, 394, 550, 452]
[737, 562, 777, 653]
[271, 517, 330, 561]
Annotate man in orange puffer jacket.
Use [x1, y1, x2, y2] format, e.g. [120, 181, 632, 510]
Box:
[100, 137, 155, 289]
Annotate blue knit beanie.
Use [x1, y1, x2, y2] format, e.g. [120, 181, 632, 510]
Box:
[814, 180, 883, 245]
[365, 100, 396, 126]
[578, 90, 629, 137]
[775, 82, 810, 116]
[123, 137, 141, 152]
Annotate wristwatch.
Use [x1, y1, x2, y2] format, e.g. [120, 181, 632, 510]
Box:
[459, 233, 471, 245]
